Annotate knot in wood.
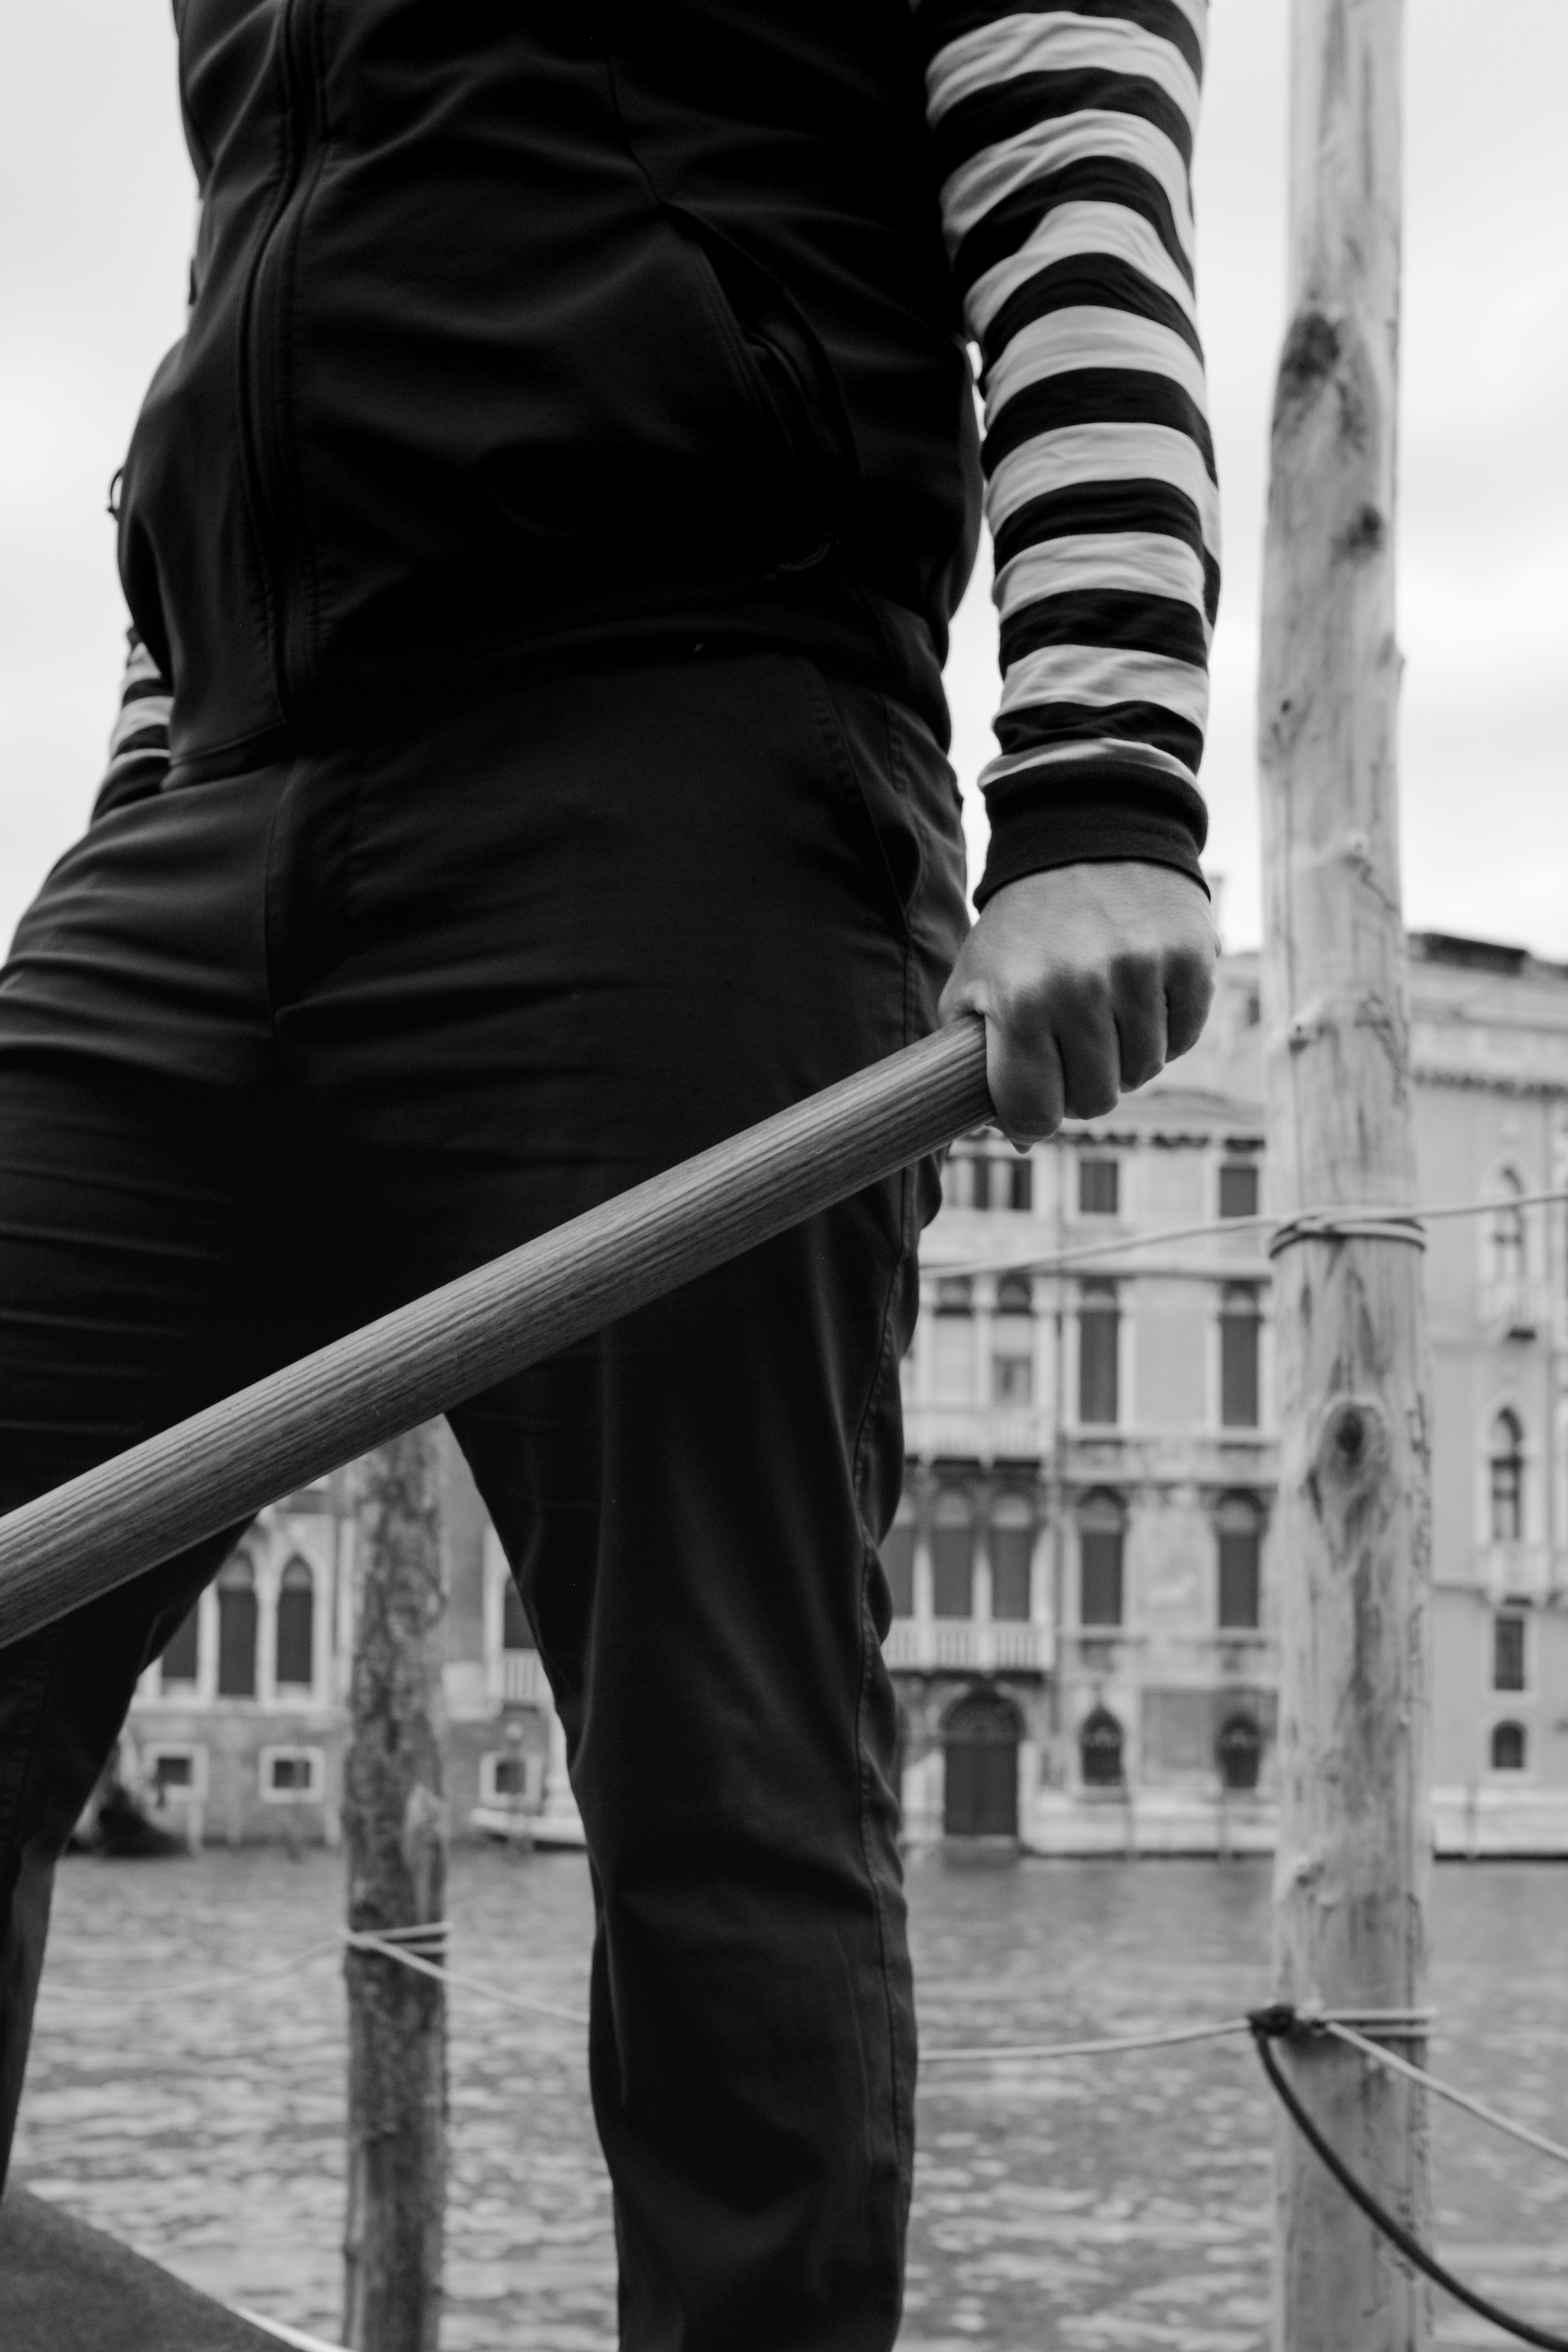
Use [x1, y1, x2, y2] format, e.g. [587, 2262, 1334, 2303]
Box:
[1273, 310, 1341, 439]
[1335, 501, 1386, 562]
[1314, 1396, 1389, 1503]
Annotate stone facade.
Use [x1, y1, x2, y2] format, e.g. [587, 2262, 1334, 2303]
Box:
[893, 933, 1568, 1853]
[122, 935, 1568, 1853]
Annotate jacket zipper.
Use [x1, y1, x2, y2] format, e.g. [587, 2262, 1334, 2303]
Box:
[236, 0, 324, 723]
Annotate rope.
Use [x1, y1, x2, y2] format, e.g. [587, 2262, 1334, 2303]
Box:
[1249, 2008, 1568, 2351]
[37, 1936, 344, 2005]
[920, 2006, 1428, 2069]
[927, 1184, 1568, 1282]
[344, 1928, 589, 2027]
[1269, 1212, 1425, 1258]
[42, 1923, 589, 2029]
[1323, 2020, 1568, 2171]
[921, 2018, 1249, 2065]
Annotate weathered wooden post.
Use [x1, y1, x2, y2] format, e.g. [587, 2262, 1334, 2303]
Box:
[342, 1429, 448, 2352]
[1258, 3, 1432, 2348]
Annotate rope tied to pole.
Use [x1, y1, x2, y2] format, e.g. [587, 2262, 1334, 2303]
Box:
[1248, 2005, 1568, 2350]
[1267, 1211, 1427, 1258]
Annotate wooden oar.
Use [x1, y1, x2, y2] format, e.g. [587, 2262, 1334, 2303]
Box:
[0, 1017, 991, 1651]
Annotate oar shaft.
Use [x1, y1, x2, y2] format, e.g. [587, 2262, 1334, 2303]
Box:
[0, 1018, 991, 1650]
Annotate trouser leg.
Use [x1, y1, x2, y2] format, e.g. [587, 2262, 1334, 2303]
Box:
[277, 651, 966, 2347]
[0, 776, 299, 2186]
[454, 1183, 923, 2352]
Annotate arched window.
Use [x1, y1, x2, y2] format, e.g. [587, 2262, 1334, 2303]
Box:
[931, 1276, 975, 1405]
[1490, 1170, 1526, 1283]
[990, 1491, 1034, 1622]
[879, 1510, 916, 1618]
[1218, 1713, 1262, 1792]
[943, 1688, 1021, 1836]
[1079, 1491, 1125, 1628]
[1491, 1721, 1526, 1773]
[275, 1558, 315, 1689]
[216, 1553, 258, 1699]
[1216, 1494, 1263, 1630]
[992, 1275, 1034, 1405]
[1078, 1281, 1120, 1424]
[931, 1488, 975, 1619]
[1490, 1410, 1525, 1543]
[1080, 1706, 1124, 1788]
[161, 1601, 200, 1687]
[1220, 1285, 1261, 1428]
[501, 1577, 534, 1652]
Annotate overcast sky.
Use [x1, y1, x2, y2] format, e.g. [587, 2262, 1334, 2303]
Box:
[2, 2, 1564, 955]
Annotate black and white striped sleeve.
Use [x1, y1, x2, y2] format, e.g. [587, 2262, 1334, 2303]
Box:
[914, 0, 1218, 904]
[91, 629, 172, 820]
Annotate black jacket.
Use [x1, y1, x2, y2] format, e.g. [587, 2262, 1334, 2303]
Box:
[119, 0, 982, 784]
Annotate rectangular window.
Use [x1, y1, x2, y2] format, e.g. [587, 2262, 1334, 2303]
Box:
[1078, 1295, 1119, 1425]
[1080, 1533, 1124, 1627]
[261, 1747, 323, 1800]
[1007, 1157, 1034, 1213]
[152, 1751, 195, 1793]
[1493, 1612, 1527, 1693]
[1078, 1157, 1120, 1216]
[1219, 1161, 1260, 1220]
[992, 1350, 1034, 1405]
[1220, 1296, 1261, 1428]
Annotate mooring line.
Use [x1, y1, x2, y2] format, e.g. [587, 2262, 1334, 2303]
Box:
[919, 2017, 1250, 2065]
[926, 1183, 1568, 1282]
[1321, 2018, 1568, 2171]
[1249, 2009, 1568, 2352]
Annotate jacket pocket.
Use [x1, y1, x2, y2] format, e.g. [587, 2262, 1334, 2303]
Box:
[664, 205, 862, 573]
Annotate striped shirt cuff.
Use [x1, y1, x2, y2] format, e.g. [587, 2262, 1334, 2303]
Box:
[914, 0, 1218, 893]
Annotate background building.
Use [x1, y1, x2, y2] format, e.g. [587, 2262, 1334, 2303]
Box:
[123, 939, 1568, 1855]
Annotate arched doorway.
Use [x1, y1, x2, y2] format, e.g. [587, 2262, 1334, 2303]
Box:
[942, 1688, 1020, 1837]
[1218, 1712, 1262, 1792]
[1079, 1705, 1123, 1788]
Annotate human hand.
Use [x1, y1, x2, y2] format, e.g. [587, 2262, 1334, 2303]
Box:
[937, 861, 1219, 1145]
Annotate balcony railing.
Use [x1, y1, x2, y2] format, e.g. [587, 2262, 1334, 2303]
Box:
[902, 1403, 1047, 1461]
[882, 1617, 1050, 1673]
[1479, 1277, 1550, 1340]
[1478, 1543, 1553, 1601]
[491, 1649, 550, 1706]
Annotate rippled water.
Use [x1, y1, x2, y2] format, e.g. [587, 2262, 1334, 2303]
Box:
[13, 1849, 1568, 2348]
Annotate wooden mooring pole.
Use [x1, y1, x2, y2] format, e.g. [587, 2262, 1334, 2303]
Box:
[1259, 4, 1432, 2348]
[342, 1430, 448, 2352]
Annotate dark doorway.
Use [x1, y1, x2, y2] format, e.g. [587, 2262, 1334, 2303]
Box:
[1218, 1713, 1262, 1791]
[943, 1689, 1020, 1837]
[1080, 1705, 1124, 1787]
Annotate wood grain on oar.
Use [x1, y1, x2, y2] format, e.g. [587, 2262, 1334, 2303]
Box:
[0, 1018, 991, 1651]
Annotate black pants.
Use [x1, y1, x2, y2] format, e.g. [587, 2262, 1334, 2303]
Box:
[0, 652, 968, 2349]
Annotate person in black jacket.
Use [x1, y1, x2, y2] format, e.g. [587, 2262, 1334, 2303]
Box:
[0, 6, 1219, 2344]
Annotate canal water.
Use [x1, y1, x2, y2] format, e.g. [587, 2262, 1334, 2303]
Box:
[14, 1849, 1568, 2349]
